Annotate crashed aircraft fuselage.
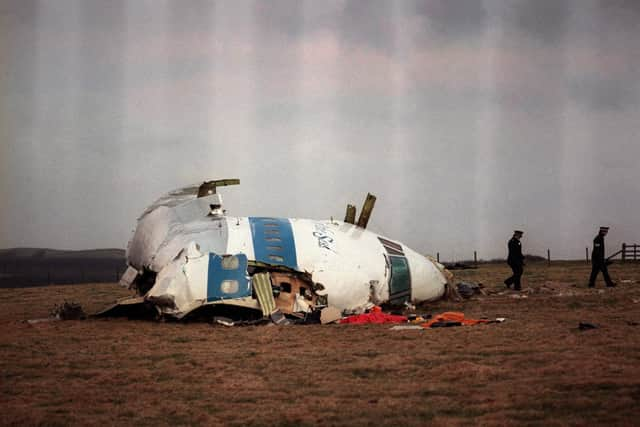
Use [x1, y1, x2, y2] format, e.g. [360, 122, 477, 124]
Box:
[117, 181, 450, 320]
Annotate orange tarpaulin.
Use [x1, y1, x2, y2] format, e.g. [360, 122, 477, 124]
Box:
[421, 311, 489, 328]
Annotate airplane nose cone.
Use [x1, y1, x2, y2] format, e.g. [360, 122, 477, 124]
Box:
[403, 247, 448, 302]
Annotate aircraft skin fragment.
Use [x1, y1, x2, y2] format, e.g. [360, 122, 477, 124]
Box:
[253, 273, 276, 316]
[117, 182, 450, 320]
[119, 266, 139, 289]
[356, 193, 376, 229]
[344, 204, 356, 224]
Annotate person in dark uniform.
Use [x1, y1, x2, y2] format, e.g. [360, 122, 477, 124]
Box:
[589, 226, 616, 288]
[504, 230, 525, 291]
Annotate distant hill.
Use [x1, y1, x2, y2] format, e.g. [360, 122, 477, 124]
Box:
[0, 248, 127, 288]
[0, 248, 125, 259]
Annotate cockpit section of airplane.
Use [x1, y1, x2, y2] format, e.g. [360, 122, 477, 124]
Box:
[99, 179, 451, 322]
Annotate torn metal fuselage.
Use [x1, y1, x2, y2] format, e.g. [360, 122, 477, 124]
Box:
[108, 182, 451, 321]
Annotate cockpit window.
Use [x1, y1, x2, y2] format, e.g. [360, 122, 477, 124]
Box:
[389, 255, 411, 303]
[221, 255, 240, 270]
[220, 280, 239, 294]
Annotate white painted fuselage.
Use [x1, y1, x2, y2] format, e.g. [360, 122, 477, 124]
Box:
[122, 192, 449, 317]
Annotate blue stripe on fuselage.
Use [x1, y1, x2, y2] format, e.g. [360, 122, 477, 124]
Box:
[248, 217, 298, 269]
[206, 253, 251, 302]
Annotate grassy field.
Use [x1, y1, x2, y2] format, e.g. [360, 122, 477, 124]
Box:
[1, 261, 640, 426]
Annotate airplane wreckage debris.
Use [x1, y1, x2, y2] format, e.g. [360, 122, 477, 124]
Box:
[98, 179, 454, 324]
[27, 301, 87, 325]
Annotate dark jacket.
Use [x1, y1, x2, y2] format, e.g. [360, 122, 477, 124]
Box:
[592, 234, 605, 264]
[507, 237, 524, 266]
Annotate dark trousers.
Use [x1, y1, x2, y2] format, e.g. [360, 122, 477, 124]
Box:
[505, 263, 523, 290]
[589, 262, 614, 287]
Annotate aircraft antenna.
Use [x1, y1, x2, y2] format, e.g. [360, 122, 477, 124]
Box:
[356, 193, 376, 229]
[197, 178, 240, 198]
[344, 204, 356, 224]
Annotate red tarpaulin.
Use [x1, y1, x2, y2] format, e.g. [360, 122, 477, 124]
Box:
[339, 306, 407, 324]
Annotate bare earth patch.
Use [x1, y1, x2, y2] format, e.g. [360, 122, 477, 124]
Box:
[1, 261, 640, 426]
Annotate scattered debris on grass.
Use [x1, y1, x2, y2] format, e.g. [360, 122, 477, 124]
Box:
[320, 306, 342, 324]
[51, 301, 87, 320]
[385, 312, 505, 329]
[422, 312, 493, 328]
[456, 282, 486, 299]
[340, 306, 407, 324]
[578, 322, 599, 330]
[213, 316, 234, 327]
[26, 301, 87, 325]
[26, 317, 60, 325]
[269, 309, 291, 325]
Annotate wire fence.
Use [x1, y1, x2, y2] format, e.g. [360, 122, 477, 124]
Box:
[436, 243, 640, 267]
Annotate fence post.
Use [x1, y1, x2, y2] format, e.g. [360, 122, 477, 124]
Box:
[474, 251, 477, 267]
[436, 252, 440, 263]
[586, 247, 589, 263]
[547, 249, 551, 266]
[622, 243, 626, 263]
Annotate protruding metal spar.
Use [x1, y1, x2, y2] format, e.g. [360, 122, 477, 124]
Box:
[197, 178, 240, 198]
[356, 193, 376, 229]
[344, 204, 356, 224]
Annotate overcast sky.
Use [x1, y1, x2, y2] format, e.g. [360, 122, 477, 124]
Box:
[1, 0, 639, 260]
